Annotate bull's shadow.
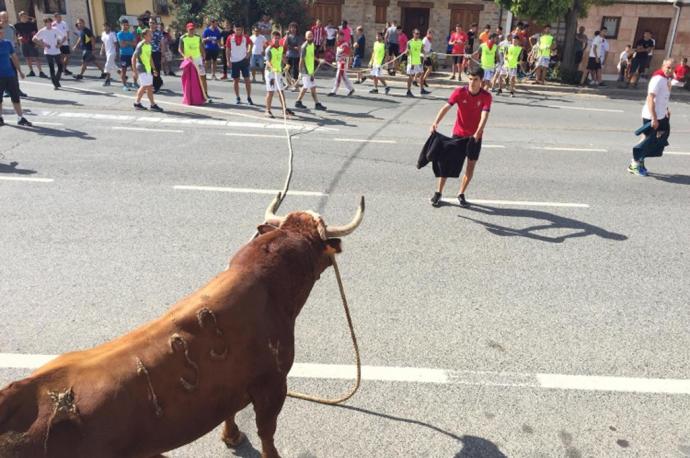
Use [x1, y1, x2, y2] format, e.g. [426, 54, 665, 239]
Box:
[456, 204, 628, 243]
[336, 405, 507, 457]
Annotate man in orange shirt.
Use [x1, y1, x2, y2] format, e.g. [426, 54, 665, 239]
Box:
[478, 24, 491, 44]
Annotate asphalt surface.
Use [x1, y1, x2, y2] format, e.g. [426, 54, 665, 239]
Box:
[1, 67, 690, 458]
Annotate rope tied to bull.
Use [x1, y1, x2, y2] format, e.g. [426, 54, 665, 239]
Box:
[246, 80, 362, 406]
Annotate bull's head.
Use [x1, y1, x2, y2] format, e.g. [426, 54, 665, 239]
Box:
[259, 193, 365, 267]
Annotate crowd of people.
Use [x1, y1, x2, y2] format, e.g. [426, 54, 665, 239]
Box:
[0, 10, 685, 185]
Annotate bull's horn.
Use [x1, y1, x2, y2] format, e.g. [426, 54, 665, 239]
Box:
[264, 192, 285, 226]
[325, 196, 365, 238]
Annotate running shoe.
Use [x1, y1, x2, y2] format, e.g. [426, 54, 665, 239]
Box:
[369, 88, 379, 94]
[63, 69, 73, 76]
[315, 102, 327, 111]
[627, 163, 647, 176]
[639, 160, 648, 175]
[133, 102, 147, 110]
[103, 78, 111, 87]
[295, 100, 306, 109]
[458, 193, 470, 208]
[347, 89, 355, 96]
[285, 109, 296, 116]
[430, 192, 442, 207]
[510, 91, 515, 97]
[150, 104, 164, 112]
[420, 89, 431, 95]
[39, 71, 48, 78]
[449, 75, 455, 80]
[236, 97, 241, 104]
[17, 117, 33, 127]
[0, 116, 4, 126]
[406, 90, 414, 97]
[413, 81, 419, 87]
[384, 86, 391, 95]
[327, 92, 335, 97]
[28, 71, 36, 77]
[496, 89, 503, 95]
[99, 72, 107, 79]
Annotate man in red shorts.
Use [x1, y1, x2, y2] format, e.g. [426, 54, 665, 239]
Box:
[429, 67, 491, 207]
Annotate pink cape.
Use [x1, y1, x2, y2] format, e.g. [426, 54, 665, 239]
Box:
[180, 58, 207, 105]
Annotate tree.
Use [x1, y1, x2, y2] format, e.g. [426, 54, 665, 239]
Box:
[495, 0, 611, 84]
[169, 0, 311, 32]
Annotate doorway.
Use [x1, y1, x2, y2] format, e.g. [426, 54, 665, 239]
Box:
[402, 7, 430, 37]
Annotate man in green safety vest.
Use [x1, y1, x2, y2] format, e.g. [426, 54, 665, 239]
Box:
[497, 34, 522, 97]
[403, 29, 430, 97]
[131, 28, 162, 111]
[264, 30, 294, 118]
[368, 31, 390, 94]
[178, 22, 208, 99]
[295, 30, 327, 111]
[473, 33, 498, 90]
[531, 25, 555, 85]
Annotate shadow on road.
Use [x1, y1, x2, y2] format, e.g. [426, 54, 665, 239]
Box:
[455, 203, 628, 243]
[16, 124, 96, 140]
[0, 161, 37, 175]
[25, 95, 81, 106]
[229, 437, 262, 458]
[648, 173, 690, 186]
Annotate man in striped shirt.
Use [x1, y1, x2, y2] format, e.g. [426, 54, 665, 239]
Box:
[311, 19, 325, 54]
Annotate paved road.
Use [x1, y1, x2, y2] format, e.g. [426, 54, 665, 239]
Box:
[1, 70, 690, 457]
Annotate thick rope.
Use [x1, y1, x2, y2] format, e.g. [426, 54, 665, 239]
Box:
[286, 253, 361, 404]
[247, 78, 362, 405]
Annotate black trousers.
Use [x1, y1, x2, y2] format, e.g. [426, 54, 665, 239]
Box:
[221, 50, 228, 75]
[46, 54, 63, 88]
[152, 51, 163, 91]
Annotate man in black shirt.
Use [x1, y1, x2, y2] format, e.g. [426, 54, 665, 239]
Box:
[14, 12, 46, 77]
[219, 19, 233, 80]
[72, 18, 104, 80]
[629, 30, 654, 88]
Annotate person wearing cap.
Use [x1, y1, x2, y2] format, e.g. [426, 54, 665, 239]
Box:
[179, 22, 208, 99]
[117, 19, 137, 90]
[52, 12, 72, 75]
[294, 30, 326, 111]
[202, 18, 222, 79]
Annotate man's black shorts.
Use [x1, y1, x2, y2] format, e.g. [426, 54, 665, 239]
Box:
[326, 38, 335, 48]
[587, 57, 601, 70]
[423, 56, 432, 68]
[432, 136, 482, 178]
[21, 42, 39, 58]
[120, 54, 132, 68]
[453, 55, 464, 65]
[231, 58, 249, 79]
[205, 48, 219, 61]
[60, 45, 71, 55]
[630, 56, 647, 74]
[387, 43, 399, 56]
[0, 76, 21, 104]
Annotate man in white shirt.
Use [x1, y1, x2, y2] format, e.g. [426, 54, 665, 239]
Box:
[52, 12, 72, 75]
[421, 29, 433, 90]
[249, 26, 266, 82]
[100, 23, 118, 86]
[34, 17, 65, 89]
[580, 30, 602, 86]
[628, 58, 674, 176]
[226, 24, 253, 105]
[598, 26, 609, 84]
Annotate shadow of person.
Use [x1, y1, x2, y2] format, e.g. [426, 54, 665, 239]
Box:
[648, 173, 690, 186]
[15, 125, 96, 140]
[455, 435, 508, 458]
[457, 203, 628, 243]
[0, 161, 37, 175]
[24, 96, 81, 106]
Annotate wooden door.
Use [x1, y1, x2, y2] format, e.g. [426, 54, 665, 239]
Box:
[449, 8, 479, 33]
[402, 7, 429, 37]
[310, 2, 342, 25]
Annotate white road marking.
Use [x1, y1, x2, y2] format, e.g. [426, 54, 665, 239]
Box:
[32, 121, 64, 126]
[537, 147, 608, 152]
[2, 353, 689, 395]
[333, 138, 397, 144]
[441, 198, 590, 208]
[545, 105, 624, 113]
[112, 126, 183, 134]
[482, 144, 506, 149]
[224, 132, 294, 139]
[666, 152, 690, 156]
[0, 176, 54, 183]
[173, 185, 326, 197]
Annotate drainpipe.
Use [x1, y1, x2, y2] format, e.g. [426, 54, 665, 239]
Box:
[85, 0, 94, 31]
[505, 10, 512, 33]
[667, 0, 682, 58]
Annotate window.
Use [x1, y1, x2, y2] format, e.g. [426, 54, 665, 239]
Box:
[601, 16, 620, 40]
[154, 0, 169, 15]
[104, 0, 126, 28]
[635, 17, 671, 49]
[0, 1, 6, 13]
[374, 0, 389, 23]
[42, 0, 66, 14]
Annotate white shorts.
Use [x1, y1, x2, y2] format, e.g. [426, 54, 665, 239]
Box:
[406, 64, 423, 75]
[501, 67, 517, 77]
[370, 66, 383, 78]
[301, 75, 317, 89]
[265, 70, 285, 92]
[138, 72, 153, 87]
[482, 69, 494, 81]
[104, 53, 117, 74]
[537, 56, 550, 68]
[192, 56, 206, 76]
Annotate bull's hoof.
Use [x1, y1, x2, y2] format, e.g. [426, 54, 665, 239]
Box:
[222, 431, 247, 449]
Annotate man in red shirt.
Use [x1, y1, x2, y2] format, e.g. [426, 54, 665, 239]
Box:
[429, 68, 492, 207]
[448, 24, 466, 81]
[672, 56, 688, 89]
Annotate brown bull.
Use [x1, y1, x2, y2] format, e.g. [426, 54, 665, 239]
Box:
[0, 194, 364, 458]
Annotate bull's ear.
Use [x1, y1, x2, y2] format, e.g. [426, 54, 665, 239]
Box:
[325, 238, 342, 254]
[257, 224, 277, 234]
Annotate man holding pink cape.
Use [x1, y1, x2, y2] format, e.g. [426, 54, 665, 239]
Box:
[179, 22, 207, 105]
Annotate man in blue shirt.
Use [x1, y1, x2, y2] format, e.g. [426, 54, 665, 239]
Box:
[0, 26, 32, 126]
[202, 19, 222, 79]
[117, 19, 137, 91]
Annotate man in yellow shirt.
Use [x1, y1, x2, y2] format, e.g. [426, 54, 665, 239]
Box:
[403, 29, 430, 97]
[178, 22, 208, 99]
